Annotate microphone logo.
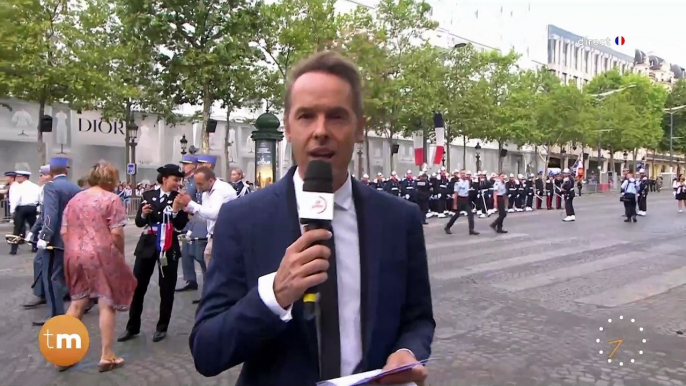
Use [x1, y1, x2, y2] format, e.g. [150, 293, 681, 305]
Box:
[312, 196, 328, 214]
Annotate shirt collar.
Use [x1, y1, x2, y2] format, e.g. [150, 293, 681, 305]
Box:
[293, 167, 353, 211]
[158, 188, 170, 197]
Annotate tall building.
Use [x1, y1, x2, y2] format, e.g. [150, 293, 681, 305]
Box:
[546, 25, 634, 88]
[633, 49, 685, 89]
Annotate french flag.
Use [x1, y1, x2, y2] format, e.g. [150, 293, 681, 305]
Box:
[156, 213, 173, 256]
[413, 130, 424, 166]
[433, 113, 445, 165]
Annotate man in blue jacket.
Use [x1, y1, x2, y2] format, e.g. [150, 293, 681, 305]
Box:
[190, 51, 435, 386]
[33, 157, 80, 326]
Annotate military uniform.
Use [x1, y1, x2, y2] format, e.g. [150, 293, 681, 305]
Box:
[560, 169, 576, 222]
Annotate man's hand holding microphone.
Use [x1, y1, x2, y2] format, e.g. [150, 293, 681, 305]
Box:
[273, 229, 332, 309]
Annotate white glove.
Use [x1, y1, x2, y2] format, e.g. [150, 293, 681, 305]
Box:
[405, 194, 410, 199]
[186, 230, 193, 238]
[438, 194, 442, 198]
[36, 239, 48, 250]
[26, 232, 33, 241]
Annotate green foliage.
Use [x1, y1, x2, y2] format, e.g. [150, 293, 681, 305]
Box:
[662, 79, 686, 153]
[536, 82, 594, 147]
[479, 50, 521, 146]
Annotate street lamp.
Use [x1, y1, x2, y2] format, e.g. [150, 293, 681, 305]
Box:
[180, 134, 188, 155]
[664, 105, 686, 173]
[622, 151, 628, 170]
[475, 142, 482, 171]
[126, 123, 139, 191]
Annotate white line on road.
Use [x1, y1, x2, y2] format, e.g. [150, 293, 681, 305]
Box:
[428, 238, 553, 266]
[492, 251, 649, 291]
[432, 239, 628, 280]
[575, 266, 686, 307]
[426, 233, 529, 252]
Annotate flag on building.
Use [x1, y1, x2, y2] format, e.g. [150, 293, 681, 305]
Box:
[412, 130, 424, 166]
[433, 113, 445, 165]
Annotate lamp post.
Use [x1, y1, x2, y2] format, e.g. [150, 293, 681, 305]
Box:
[591, 85, 635, 178]
[622, 151, 628, 170]
[126, 123, 139, 192]
[664, 105, 686, 173]
[180, 134, 188, 155]
[561, 148, 567, 169]
[251, 112, 283, 189]
[356, 145, 363, 177]
[475, 142, 482, 171]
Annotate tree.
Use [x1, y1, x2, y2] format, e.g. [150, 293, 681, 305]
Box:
[536, 83, 594, 175]
[0, 0, 99, 163]
[255, 0, 342, 112]
[119, 0, 261, 153]
[479, 50, 521, 172]
[662, 79, 686, 159]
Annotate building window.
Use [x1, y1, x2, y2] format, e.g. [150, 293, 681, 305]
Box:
[584, 51, 590, 74]
[562, 43, 567, 67]
[548, 38, 554, 63]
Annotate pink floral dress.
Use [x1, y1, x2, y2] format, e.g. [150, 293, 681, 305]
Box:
[61, 189, 137, 310]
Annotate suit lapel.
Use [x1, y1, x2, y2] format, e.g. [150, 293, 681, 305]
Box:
[276, 166, 320, 367]
[351, 179, 381, 370]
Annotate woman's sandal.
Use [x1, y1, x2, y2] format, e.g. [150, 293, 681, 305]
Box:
[98, 357, 125, 373]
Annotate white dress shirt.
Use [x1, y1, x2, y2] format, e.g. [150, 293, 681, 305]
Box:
[187, 179, 237, 235]
[258, 169, 363, 377]
[9, 180, 41, 214]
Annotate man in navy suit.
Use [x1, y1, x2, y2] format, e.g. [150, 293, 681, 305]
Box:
[33, 157, 81, 325]
[190, 51, 435, 386]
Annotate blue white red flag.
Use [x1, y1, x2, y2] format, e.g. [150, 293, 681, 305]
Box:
[156, 212, 173, 256]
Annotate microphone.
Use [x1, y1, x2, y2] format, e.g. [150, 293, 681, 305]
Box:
[299, 160, 335, 320]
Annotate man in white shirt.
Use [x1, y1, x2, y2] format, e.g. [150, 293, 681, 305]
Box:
[9, 170, 41, 255]
[176, 166, 237, 266]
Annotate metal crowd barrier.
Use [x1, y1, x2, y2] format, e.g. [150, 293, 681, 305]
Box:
[0, 196, 142, 223]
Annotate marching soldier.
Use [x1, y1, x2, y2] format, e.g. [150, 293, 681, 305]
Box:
[487, 172, 497, 214]
[535, 171, 544, 210]
[516, 174, 525, 211]
[429, 172, 439, 216]
[476, 171, 492, 218]
[119, 164, 189, 343]
[415, 172, 431, 224]
[400, 170, 416, 202]
[545, 172, 555, 210]
[33, 157, 80, 325]
[370, 172, 385, 191]
[490, 173, 509, 234]
[434, 170, 450, 218]
[560, 168, 576, 222]
[554, 173, 563, 210]
[637, 169, 648, 216]
[445, 170, 478, 236]
[384, 171, 401, 197]
[525, 173, 535, 211]
[468, 171, 478, 214]
[8, 170, 40, 256]
[506, 174, 517, 212]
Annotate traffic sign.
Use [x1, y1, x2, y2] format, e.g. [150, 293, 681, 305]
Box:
[126, 163, 136, 176]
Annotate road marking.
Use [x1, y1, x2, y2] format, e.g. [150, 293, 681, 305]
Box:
[428, 238, 553, 265]
[575, 266, 686, 307]
[432, 239, 628, 280]
[426, 233, 529, 252]
[492, 251, 648, 291]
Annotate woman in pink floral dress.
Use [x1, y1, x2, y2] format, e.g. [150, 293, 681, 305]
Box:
[61, 161, 137, 372]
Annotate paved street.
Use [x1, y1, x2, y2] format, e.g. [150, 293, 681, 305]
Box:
[1, 191, 685, 386]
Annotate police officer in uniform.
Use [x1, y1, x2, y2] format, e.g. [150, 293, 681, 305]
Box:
[476, 171, 491, 218]
[506, 174, 517, 212]
[621, 171, 639, 222]
[415, 172, 431, 224]
[177, 155, 207, 302]
[360, 173, 371, 186]
[230, 168, 251, 197]
[561, 168, 576, 222]
[370, 172, 385, 191]
[515, 174, 525, 211]
[23, 164, 51, 309]
[554, 173, 563, 210]
[444, 170, 479, 235]
[490, 173, 508, 234]
[384, 171, 401, 196]
[436, 169, 450, 218]
[119, 164, 189, 343]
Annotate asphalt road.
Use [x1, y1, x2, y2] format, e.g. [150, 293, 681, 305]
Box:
[0, 191, 685, 386]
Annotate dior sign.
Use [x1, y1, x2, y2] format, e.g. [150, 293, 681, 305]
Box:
[78, 118, 125, 135]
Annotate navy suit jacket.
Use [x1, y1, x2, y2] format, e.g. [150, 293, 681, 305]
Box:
[38, 175, 80, 248]
[190, 167, 435, 385]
